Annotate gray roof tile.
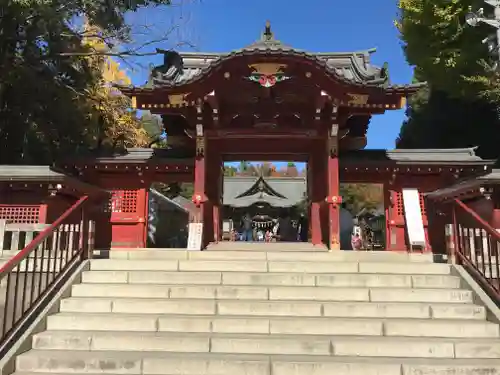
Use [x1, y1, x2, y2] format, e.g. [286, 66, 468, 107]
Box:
[341, 148, 493, 165]
[0, 166, 66, 181]
[131, 24, 415, 91]
[223, 177, 306, 207]
[142, 49, 394, 90]
[426, 169, 500, 200]
[86, 148, 194, 165]
[67, 147, 493, 166]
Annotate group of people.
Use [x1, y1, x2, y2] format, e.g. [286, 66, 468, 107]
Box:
[236, 212, 309, 242]
[232, 207, 369, 250]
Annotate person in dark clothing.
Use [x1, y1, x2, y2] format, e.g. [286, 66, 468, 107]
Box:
[278, 213, 294, 242]
[241, 213, 253, 242]
[297, 213, 309, 242]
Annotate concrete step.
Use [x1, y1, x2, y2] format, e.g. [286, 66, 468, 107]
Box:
[14, 350, 500, 375]
[106, 249, 435, 263]
[89, 258, 451, 274]
[81, 270, 462, 288]
[45, 313, 500, 338]
[59, 297, 488, 320]
[30, 330, 500, 358]
[60, 297, 486, 320]
[206, 242, 329, 251]
[69, 283, 474, 303]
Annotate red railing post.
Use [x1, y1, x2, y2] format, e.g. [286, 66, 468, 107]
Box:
[451, 204, 459, 265]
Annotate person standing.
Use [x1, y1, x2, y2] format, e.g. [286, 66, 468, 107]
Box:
[340, 203, 354, 250]
[351, 233, 363, 250]
[241, 213, 253, 242]
[297, 213, 309, 242]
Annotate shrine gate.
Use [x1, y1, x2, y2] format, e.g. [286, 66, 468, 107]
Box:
[2, 23, 494, 252]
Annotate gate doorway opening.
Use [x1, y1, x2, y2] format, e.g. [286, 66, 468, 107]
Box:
[221, 161, 309, 243]
[146, 182, 198, 248]
[341, 183, 385, 250]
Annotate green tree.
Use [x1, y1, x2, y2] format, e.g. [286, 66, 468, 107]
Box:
[340, 184, 383, 215]
[396, 88, 500, 158]
[395, 0, 500, 156]
[396, 0, 489, 95]
[0, 0, 173, 164]
[141, 111, 163, 139]
[238, 161, 250, 174]
[223, 166, 237, 177]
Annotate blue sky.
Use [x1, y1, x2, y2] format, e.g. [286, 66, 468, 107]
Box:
[124, 0, 413, 166]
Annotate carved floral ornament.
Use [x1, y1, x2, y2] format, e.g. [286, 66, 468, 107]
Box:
[246, 63, 291, 88]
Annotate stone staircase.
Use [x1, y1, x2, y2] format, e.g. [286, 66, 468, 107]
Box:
[8, 248, 500, 375]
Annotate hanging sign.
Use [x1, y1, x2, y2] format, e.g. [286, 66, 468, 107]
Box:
[187, 223, 203, 251]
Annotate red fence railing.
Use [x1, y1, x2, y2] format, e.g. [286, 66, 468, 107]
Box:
[449, 198, 500, 300]
[0, 196, 94, 357]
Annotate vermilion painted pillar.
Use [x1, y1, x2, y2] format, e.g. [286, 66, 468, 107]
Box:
[327, 154, 341, 250]
[194, 158, 206, 204]
[309, 152, 322, 245]
[209, 152, 222, 243]
[193, 135, 208, 248]
[388, 190, 407, 251]
[136, 187, 148, 248]
[384, 185, 392, 250]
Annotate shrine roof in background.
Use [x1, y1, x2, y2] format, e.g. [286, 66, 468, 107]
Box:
[223, 176, 306, 208]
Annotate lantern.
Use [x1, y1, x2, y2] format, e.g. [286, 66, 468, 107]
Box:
[192, 194, 202, 206]
[326, 195, 343, 205]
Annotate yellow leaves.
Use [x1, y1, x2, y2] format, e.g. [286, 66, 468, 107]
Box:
[104, 111, 149, 147]
[102, 58, 131, 86]
[398, 0, 423, 12]
[81, 21, 145, 148]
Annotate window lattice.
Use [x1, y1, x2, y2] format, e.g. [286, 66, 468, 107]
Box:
[419, 194, 427, 216]
[0, 205, 40, 223]
[105, 190, 138, 213]
[396, 193, 403, 216]
[395, 192, 426, 216]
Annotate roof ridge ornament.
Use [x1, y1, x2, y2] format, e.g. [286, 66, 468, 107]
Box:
[263, 20, 274, 41]
[149, 49, 184, 86]
[243, 20, 290, 51]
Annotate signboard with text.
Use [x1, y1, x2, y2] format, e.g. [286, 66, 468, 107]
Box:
[187, 223, 203, 251]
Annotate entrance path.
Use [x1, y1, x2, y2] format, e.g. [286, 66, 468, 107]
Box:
[8, 247, 500, 375]
[206, 242, 328, 251]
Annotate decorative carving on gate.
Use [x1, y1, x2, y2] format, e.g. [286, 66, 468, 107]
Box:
[246, 63, 291, 88]
[346, 93, 369, 106]
[196, 137, 205, 157]
[168, 93, 191, 107]
[328, 136, 338, 157]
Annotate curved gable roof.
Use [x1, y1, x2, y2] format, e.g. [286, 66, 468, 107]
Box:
[119, 23, 423, 95]
[223, 176, 306, 208]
